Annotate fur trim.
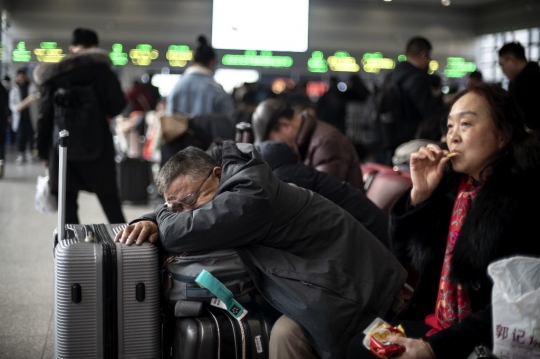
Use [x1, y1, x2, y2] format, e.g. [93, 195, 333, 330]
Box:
[33, 48, 111, 86]
[408, 155, 540, 290]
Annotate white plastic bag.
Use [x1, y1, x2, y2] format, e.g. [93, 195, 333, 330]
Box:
[34, 174, 57, 213]
[488, 256, 540, 359]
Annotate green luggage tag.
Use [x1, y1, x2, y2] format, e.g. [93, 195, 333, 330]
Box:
[195, 269, 248, 320]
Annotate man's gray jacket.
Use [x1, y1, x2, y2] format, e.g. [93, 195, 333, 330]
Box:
[138, 142, 406, 359]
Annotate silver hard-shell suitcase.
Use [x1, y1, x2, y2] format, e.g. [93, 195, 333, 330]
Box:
[53, 130, 161, 358]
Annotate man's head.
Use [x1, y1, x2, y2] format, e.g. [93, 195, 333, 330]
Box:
[156, 147, 221, 213]
[70, 28, 99, 54]
[498, 42, 527, 81]
[405, 37, 432, 70]
[15, 69, 28, 85]
[251, 99, 302, 148]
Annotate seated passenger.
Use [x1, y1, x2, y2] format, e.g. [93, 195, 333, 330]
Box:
[347, 83, 540, 359]
[116, 142, 406, 359]
[251, 99, 365, 190]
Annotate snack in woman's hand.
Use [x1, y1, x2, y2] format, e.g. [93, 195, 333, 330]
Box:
[446, 151, 460, 158]
[362, 318, 406, 359]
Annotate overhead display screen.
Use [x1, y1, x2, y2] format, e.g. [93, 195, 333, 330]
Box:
[212, 0, 309, 52]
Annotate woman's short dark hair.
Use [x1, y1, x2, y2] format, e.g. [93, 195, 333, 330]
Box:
[193, 35, 215, 66]
[451, 83, 540, 172]
[156, 146, 218, 195]
[453, 83, 526, 145]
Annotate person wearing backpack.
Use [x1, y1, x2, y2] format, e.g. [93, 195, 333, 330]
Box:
[375, 37, 445, 165]
[34, 28, 127, 224]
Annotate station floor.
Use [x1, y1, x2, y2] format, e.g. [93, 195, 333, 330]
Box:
[0, 146, 155, 359]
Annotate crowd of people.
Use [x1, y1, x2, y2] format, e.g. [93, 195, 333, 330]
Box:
[2, 26, 540, 359]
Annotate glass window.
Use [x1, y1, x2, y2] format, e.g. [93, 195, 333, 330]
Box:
[531, 28, 540, 44]
[530, 46, 539, 61]
[514, 29, 529, 46]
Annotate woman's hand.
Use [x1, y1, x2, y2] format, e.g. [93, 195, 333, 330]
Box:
[409, 144, 450, 206]
[388, 336, 436, 359]
[114, 221, 159, 245]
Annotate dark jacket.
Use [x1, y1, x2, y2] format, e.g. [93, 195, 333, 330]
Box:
[508, 61, 540, 130]
[34, 49, 127, 194]
[389, 154, 540, 359]
[296, 114, 364, 190]
[390, 61, 444, 144]
[137, 142, 406, 359]
[257, 141, 389, 246]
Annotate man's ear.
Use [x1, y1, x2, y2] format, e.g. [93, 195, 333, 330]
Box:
[213, 166, 222, 179]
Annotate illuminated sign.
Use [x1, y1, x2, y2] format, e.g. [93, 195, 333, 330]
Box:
[307, 51, 328, 73]
[13, 42, 32, 62]
[166, 45, 193, 67]
[110, 44, 128, 66]
[444, 57, 476, 78]
[398, 54, 407, 62]
[361, 52, 395, 73]
[130, 44, 159, 66]
[34, 42, 66, 63]
[222, 50, 293, 68]
[428, 60, 439, 75]
[327, 51, 360, 72]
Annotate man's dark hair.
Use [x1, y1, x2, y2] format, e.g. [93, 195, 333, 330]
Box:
[498, 42, 527, 62]
[72, 28, 99, 47]
[16, 68, 27, 76]
[193, 35, 215, 66]
[156, 146, 219, 195]
[406, 37, 432, 56]
[469, 70, 483, 81]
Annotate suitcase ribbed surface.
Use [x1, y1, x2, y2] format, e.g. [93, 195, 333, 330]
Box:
[116, 242, 161, 358]
[54, 237, 103, 359]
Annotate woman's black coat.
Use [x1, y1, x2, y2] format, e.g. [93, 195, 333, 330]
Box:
[389, 154, 540, 359]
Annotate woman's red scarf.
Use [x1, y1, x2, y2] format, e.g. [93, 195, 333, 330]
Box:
[425, 172, 491, 336]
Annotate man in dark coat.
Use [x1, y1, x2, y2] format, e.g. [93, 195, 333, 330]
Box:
[378, 37, 445, 164]
[35, 28, 127, 224]
[251, 98, 364, 190]
[255, 140, 389, 246]
[498, 42, 540, 130]
[117, 142, 406, 359]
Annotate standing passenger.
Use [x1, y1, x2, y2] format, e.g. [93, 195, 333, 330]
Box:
[34, 28, 127, 224]
[9, 69, 39, 164]
[167, 35, 234, 117]
[498, 41, 540, 130]
[378, 37, 444, 164]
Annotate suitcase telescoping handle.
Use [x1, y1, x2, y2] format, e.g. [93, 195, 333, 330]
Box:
[57, 130, 69, 243]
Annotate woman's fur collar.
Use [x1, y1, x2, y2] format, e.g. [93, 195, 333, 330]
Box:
[33, 48, 111, 86]
[410, 155, 539, 289]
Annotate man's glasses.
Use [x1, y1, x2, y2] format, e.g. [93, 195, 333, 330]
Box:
[166, 169, 213, 212]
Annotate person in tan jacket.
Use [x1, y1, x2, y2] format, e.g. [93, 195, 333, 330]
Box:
[252, 99, 364, 190]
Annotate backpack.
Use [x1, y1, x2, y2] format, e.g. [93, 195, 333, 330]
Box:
[53, 85, 104, 161]
[162, 250, 255, 317]
[359, 74, 406, 152]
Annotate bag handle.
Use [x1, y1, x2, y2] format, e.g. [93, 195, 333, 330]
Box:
[57, 130, 69, 243]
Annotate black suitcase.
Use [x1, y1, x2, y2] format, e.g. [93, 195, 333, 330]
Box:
[171, 305, 272, 359]
[117, 156, 152, 204]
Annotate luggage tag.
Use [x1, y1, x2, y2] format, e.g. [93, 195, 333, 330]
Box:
[195, 269, 248, 321]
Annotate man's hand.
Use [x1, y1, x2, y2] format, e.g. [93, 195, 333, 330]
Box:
[114, 221, 159, 246]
